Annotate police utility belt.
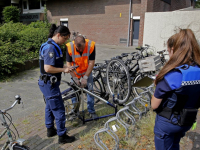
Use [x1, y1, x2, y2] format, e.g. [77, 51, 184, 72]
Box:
[156, 107, 198, 126]
[40, 74, 61, 85]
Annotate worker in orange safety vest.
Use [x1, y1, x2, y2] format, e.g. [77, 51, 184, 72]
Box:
[66, 35, 98, 119]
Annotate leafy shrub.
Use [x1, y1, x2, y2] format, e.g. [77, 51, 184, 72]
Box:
[0, 21, 51, 80]
[2, 6, 20, 23]
[28, 21, 51, 28]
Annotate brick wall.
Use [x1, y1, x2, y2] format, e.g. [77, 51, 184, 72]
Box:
[47, 0, 192, 46]
[147, 0, 192, 12]
[47, 0, 130, 46]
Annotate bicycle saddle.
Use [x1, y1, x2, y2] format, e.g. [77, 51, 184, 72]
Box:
[135, 47, 145, 50]
[157, 50, 166, 54]
[104, 60, 111, 64]
[115, 56, 123, 59]
[93, 65, 102, 71]
[121, 53, 129, 57]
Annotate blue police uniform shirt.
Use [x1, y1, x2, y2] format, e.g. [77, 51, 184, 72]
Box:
[40, 38, 63, 77]
[154, 70, 182, 99]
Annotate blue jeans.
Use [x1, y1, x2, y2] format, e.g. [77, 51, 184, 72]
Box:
[71, 73, 95, 113]
[38, 79, 66, 136]
[154, 114, 191, 150]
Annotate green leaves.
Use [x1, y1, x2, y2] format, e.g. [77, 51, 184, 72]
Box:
[0, 21, 51, 80]
[2, 6, 20, 23]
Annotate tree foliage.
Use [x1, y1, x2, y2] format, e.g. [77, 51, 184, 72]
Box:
[195, 0, 200, 8]
[2, 6, 20, 23]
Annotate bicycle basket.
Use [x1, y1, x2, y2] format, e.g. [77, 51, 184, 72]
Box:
[138, 55, 162, 72]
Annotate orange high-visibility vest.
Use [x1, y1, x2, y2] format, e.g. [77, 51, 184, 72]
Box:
[66, 39, 95, 78]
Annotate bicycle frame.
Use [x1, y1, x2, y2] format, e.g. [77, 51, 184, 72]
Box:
[0, 113, 13, 150]
[62, 81, 118, 124]
[94, 68, 108, 96]
[0, 97, 28, 150]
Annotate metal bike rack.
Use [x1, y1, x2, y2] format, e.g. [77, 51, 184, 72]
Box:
[94, 106, 137, 150]
[78, 87, 118, 124]
[94, 127, 119, 150]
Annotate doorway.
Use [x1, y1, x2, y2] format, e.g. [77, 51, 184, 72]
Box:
[132, 18, 140, 46]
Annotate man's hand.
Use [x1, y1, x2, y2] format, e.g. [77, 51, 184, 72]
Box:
[81, 76, 88, 88]
[73, 77, 81, 86]
[63, 67, 74, 73]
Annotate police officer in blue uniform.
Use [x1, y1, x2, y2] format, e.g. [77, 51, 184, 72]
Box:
[151, 29, 200, 150]
[38, 24, 75, 144]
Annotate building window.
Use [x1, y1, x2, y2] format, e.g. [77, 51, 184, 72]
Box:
[23, 1, 27, 9]
[22, 0, 46, 11]
[29, 0, 40, 10]
[162, 0, 171, 5]
[60, 18, 68, 27]
[41, 0, 46, 7]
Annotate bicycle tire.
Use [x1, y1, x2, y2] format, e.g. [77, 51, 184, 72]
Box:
[133, 74, 152, 102]
[83, 77, 104, 104]
[132, 74, 144, 96]
[106, 58, 131, 104]
[61, 85, 80, 116]
[12, 144, 30, 150]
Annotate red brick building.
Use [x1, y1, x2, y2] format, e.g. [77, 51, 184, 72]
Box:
[45, 0, 193, 46]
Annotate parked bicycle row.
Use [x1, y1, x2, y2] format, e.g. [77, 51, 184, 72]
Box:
[92, 44, 168, 106]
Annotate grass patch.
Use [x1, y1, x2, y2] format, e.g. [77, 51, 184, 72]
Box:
[75, 100, 156, 150]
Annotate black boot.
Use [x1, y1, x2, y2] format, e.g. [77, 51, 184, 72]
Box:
[47, 127, 57, 137]
[58, 132, 75, 144]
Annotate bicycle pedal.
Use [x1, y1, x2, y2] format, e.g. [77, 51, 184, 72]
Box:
[67, 114, 78, 121]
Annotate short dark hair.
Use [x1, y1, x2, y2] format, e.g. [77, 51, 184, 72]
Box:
[74, 35, 85, 47]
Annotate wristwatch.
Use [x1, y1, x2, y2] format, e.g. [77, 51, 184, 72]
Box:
[83, 75, 88, 80]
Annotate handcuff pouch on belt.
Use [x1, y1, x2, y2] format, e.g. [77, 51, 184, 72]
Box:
[40, 74, 58, 86]
[157, 107, 198, 126]
[179, 108, 198, 126]
[40, 74, 48, 83]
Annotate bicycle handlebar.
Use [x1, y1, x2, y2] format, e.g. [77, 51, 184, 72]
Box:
[1, 95, 21, 113]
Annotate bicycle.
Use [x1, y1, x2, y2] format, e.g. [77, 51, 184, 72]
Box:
[0, 95, 29, 150]
[61, 80, 118, 124]
[92, 64, 110, 103]
[157, 49, 168, 65]
[71, 31, 79, 40]
[106, 44, 160, 104]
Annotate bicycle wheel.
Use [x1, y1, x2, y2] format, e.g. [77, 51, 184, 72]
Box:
[133, 74, 153, 102]
[61, 85, 80, 117]
[106, 58, 131, 104]
[13, 144, 30, 150]
[83, 77, 103, 104]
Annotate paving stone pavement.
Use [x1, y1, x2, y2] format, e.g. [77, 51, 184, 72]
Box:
[0, 44, 136, 150]
[0, 44, 199, 150]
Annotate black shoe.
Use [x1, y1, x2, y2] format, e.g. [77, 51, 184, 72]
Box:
[47, 127, 57, 137]
[89, 112, 99, 119]
[58, 132, 75, 144]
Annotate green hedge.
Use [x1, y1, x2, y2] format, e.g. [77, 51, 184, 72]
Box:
[0, 21, 51, 80]
[2, 6, 20, 23]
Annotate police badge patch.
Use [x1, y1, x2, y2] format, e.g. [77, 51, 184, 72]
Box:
[49, 52, 54, 58]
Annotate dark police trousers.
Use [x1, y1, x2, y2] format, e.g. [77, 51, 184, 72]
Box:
[154, 114, 191, 150]
[38, 79, 66, 136]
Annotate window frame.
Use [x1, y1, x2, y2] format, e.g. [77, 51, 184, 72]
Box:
[22, 0, 45, 11]
[23, 0, 28, 10]
[162, 0, 171, 5]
